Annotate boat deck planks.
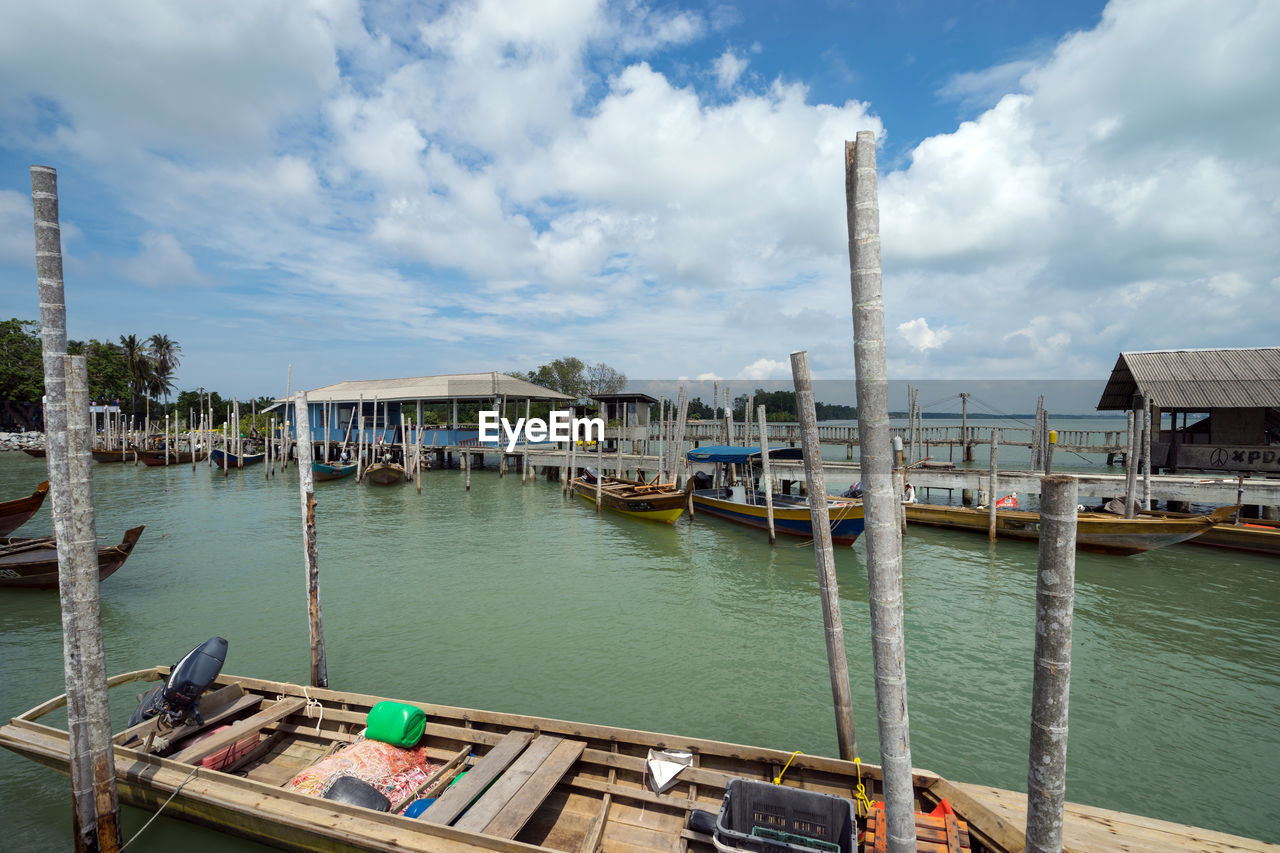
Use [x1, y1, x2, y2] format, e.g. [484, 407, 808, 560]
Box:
[952, 781, 1280, 853]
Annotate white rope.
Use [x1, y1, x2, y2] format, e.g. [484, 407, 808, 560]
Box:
[120, 764, 199, 850]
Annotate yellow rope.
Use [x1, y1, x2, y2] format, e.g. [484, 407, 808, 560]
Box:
[773, 750, 802, 784]
[852, 757, 876, 817]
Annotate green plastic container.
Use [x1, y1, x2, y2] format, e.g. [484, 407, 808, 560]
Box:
[364, 700, 426, 747]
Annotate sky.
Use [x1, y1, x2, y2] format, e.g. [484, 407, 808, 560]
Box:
[0, 0, 1276, 402]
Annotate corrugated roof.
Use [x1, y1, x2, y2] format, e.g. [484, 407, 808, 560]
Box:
[299, 372, 573, 403]
[1096, 348, 1280, 410]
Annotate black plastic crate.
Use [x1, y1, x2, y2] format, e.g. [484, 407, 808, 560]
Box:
[713, 779, 855, 853]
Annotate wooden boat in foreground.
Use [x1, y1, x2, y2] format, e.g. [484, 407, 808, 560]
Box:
[0, 480, 48, 537]
[0, 526, 144, 590]
[314, 460, 358, 481]
[136, 448, 209, 466]
[364, 461, 406, 485]
[209, 449, 266, 468]
[0, 663, 1020, 853]
[571, 472, 689, 523]
[904, 503, 1237, 556]
[686, 446, 865, 544]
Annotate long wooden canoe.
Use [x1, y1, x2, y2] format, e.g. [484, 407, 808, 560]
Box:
[904, 503, 1236, 556]
[0, 526, 144, 590]
[20, 446, 46, 458]
[209, 449, 266, 468]
[136, 448, 209, 466]
[0, 480, 48, 537]
[571, 474, 689, 523]
[92, 448, 132, 463]
[0, 669, 1024, 853]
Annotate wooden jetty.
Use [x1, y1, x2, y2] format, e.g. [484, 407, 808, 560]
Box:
[4, 667, 1274, 853]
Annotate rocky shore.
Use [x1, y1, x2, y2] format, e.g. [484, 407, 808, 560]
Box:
[0, 431, 45, 452]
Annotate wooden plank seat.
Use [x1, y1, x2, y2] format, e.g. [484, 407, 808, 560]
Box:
[420, 730, 587, 840]
[112, 684, 263, 751]
[170, 697, 307, 765]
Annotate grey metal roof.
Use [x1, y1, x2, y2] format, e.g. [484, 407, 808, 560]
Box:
[299, 372, 573, 403]
[1096, 348, 1280, 410]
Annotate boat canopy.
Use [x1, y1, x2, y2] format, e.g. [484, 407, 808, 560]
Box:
[685, 445, 805, 464]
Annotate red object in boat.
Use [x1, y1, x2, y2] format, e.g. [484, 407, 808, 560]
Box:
[180, 725, 261, 771]
[995, 493, 1018, 509]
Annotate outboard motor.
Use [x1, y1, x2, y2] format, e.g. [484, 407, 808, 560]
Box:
[691, 471, 713, 491]
[581, 467, 598, 484]
[840, 482, 862, 499]
[129, 636, 228, 728]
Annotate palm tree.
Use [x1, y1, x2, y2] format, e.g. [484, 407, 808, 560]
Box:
[119, 334, 148, 427]
[147, 334, 182, 413]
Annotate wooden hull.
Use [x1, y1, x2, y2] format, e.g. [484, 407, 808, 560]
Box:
[365, 463, 406, 485]
[1140, 511, 1280, 556]
[904, 503, 1217, 556]
[0, 481, 48, 537]
[0, 670, 1019, 853]
[20, 447, 46, 458]
[691, 489, 865, 544]
[92, 449, 135, 463]
[136, 449, 208, 466]
[313, 461, 358, 481]
[0, 526, 144, 590]
[209, 449, 266, 468]
[571, 476, 688, 523]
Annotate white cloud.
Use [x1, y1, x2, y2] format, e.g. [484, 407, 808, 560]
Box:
[739, 358, 790, 379]
[714, 50, 748, 89]
[897, 318, 951, 351]
[118, 232, 202, 287]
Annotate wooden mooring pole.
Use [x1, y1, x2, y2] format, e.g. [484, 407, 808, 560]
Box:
[1025, 474, 1079, 853]
[32, 165, 122, 853]
[293, 392, 327, 688]
[1123, 409, 1139, 518]
[791, 351, 856, 759]
[988, 429, 999, 543]
[757, 404, 776, 545]
[846, 132, 915, 851]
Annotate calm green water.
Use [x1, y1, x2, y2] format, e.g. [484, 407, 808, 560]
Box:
[1, 448, 1277, 850]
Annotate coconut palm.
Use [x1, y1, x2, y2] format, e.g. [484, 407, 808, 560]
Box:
[119, 334, 148, 426]
[147, 334, 182, 414]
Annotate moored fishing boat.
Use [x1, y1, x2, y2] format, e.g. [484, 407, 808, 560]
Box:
[0, 642, 1024, 853]
[0, 526, 144, 590]
[0, 480, 48, 537]
[209, 448, 266, 468]
[136, 448, 209, 466]
[314, 460, 358, 481]
[904, 503, 1236, 556]
[571, 470, 689, 523]
[91, 448, 131, 463]
[20, 446, 46, 458]
[364, 460, 406, 485]
[1140, 509, 1280, 557]
[686, 446, 865, 544]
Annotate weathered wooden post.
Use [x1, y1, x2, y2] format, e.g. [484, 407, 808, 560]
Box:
[1025, 474, 1079, 853]
[988, 429, 999, 543]
[293, 392, 327, 688]
[757, 404, 776, 545]
[465, 447, 471, 491]
[595, 440, 603, 512]
[1141, 399, 1152, 510]
[1123, 409, 1139, 518]
[846, 132, 916, 850]
[32, 165, 123, 853]
[791, 352, 857, 759]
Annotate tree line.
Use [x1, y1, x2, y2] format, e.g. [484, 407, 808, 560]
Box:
[681, 389, 856, 422]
